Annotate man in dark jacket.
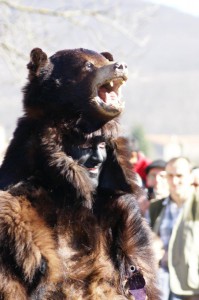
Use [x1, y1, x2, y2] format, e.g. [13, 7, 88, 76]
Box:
[149, 157, 199, 300]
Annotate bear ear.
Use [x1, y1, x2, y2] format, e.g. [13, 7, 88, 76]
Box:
[101, 52, 114, 62]
[27, 48, 48, 79]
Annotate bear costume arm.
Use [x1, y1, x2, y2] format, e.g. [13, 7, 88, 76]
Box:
[0, 191, 61, 297]
[96, 137, 160, 299]
[110, 195, 159, 299]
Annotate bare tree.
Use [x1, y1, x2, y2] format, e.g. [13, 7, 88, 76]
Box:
[0, 0, 158, 83]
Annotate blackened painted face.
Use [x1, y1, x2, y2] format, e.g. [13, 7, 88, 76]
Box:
[69, 137, 107, 188]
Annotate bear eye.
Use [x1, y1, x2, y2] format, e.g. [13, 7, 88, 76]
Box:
[85, 61, 94, 71]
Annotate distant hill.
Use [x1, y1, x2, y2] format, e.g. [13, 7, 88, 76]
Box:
[122, 2, 199, 135]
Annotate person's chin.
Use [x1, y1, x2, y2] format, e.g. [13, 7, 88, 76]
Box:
[89, 176, 99, 189]
[87, 168, 100, 187]
[173, 190, 183, 198]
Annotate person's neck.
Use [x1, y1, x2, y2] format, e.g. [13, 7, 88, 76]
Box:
[171, 195, 185, 207]
[170, 189, 192, 207]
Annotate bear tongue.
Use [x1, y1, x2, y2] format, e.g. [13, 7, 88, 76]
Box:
[108, 91, 119, 103]
[98, 88, 119, 104]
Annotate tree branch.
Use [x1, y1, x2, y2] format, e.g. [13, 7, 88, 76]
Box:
[0, 0, 106, 18]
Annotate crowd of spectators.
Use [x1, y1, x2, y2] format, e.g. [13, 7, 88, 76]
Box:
[130, 142, 199, 300]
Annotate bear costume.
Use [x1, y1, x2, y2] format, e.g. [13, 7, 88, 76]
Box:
[0, 48, 159, 299]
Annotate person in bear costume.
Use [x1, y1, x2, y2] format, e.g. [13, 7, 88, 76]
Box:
[0, 48, 159, 299]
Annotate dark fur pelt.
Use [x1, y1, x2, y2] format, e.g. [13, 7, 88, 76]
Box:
[0, 48, 160, 299]
[0, 48, 121, 207]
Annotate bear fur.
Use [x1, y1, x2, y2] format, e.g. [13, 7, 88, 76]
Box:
[0, 48, 127, 208]
[0, 48, 160, 299]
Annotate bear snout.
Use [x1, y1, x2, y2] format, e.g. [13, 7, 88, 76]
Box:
[114, 62, 128, 71]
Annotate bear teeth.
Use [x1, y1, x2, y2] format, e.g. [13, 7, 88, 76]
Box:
[100, 78, 126, 92]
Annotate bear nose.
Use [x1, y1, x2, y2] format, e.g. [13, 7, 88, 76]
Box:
[114, 62, 128, 70]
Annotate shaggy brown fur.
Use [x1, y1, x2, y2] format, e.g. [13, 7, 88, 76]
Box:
[0, 48, 123, 208]
[0, 48, 160, 299]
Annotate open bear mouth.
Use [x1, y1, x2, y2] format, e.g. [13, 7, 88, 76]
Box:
[96, 77, 126, 110]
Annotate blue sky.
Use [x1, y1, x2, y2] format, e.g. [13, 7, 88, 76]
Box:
[146, 0, 199, 17]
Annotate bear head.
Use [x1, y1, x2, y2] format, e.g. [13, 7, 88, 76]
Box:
[24, 48, 128, 130]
